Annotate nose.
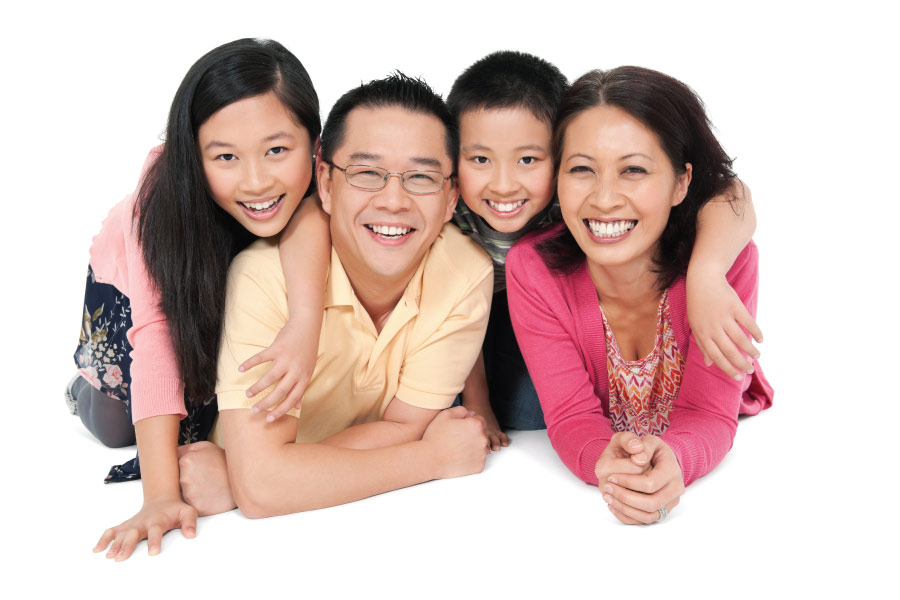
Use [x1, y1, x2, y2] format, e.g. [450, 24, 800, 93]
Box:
[371, 174, 412, 212]
[588, 173, 623, 211]
[239, 157, 274, 196]
[487, 164, 519, 197]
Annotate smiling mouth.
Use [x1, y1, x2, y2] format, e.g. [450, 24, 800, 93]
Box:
[485, 199, 527, 214]
[365, 224, 415, 239]
[585, 219, 637, 238]
[239, 195, 284, 213]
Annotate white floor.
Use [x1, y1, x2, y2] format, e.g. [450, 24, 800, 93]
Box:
[3, 2, 897, 597]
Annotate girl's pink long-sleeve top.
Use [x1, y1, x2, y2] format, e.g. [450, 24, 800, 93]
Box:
[88, 147, 187, 422]
[506, 224, 773, 486]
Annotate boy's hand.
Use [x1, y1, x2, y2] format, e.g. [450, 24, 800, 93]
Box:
[93, 495, 197, 561]
[685, 269, 762, 380]
[240, 319, 316, 422]
[599, 435, 684, 525]
[462, 393, 508, 451]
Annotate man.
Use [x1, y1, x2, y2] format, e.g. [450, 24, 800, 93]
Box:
[179, 74, 493, 518]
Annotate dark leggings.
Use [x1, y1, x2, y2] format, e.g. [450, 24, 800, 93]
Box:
[71, 376, 136, 448]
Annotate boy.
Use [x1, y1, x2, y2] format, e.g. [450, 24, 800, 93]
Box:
[447, 51, 761, 449]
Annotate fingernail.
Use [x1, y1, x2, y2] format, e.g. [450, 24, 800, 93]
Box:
[246, 391, 253, 398]
[266, 414, 274, 423]
[608, 476, 618, 484]
[637, 453, 648, 462]
[628, 439, 640, 447]
[733, 373, 744, 381]
[603, 484, 613, 494]
[250, 406, 259, 414]
[149, 547, 159, 556]
[745, 366, 754, 374]
[603, 494, 613, 505]
[238, 366, 245, 372]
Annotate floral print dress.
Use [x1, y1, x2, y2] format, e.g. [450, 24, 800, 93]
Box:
[73, 265, 217, 482]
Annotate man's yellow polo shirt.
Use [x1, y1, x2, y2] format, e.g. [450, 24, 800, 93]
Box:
[213, 224, 494, 444]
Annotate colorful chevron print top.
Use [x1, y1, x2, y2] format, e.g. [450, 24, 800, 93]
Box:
[601, 291, 685, 437]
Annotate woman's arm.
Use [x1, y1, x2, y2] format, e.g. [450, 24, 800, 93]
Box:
[506, 234, 617, 485]
[687, 179, 763, 379]
[239, 192, 330, 421]
[664, 242, 762, 485]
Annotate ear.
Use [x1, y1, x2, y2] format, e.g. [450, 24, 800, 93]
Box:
[317, 159, 333, 215]
[443, 177, 459, 223]
[672, 163, 692, 207]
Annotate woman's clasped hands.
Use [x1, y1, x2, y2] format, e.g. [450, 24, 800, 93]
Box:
[594, 431, 685, 525]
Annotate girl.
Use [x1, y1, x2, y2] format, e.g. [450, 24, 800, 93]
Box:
[70, 38, 328, 559]
[506, 66, 774, 524]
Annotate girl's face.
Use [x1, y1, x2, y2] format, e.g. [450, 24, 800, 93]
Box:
[557, 105, 691, 274]
[198, 91, 313, 238]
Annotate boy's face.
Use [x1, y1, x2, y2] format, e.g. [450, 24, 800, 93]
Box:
[457, 107, 555, 233]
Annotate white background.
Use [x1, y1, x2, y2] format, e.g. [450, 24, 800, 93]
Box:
[1, 1, 897, 597]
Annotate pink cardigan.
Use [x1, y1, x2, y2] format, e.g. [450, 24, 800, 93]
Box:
[506, 224, 773, 487]
[89, 147, 187, 422]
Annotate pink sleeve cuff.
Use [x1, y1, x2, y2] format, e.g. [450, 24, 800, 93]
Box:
[130, 377, 187, 422]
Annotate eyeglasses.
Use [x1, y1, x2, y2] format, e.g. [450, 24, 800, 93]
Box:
[328, 162, 453, 195]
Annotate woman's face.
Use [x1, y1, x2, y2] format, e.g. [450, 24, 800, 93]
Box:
[198, 91, 313, 238]
[557, 105, 691, 274]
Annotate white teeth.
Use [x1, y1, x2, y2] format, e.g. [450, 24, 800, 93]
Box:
[587, 219, 636, 238]
[241, 196, 281, 211]
[370, 225, 412, 237]
[487, 199, 526, 213]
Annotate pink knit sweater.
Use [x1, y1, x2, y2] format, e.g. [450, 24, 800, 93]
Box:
[506, 224, 773, 487]
[89, 147, 187, 422]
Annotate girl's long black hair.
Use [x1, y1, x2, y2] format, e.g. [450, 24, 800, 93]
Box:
[539, 66, 738, 290]
[134, 38, 320, 405]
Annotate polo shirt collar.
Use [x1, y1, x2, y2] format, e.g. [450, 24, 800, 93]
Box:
[324, 246, 428, 340]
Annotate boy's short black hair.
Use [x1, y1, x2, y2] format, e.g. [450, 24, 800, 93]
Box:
[321, 72, 458, 169]
[447, 50, 568, 125]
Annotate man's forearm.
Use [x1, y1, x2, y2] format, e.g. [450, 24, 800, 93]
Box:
[219, 409, 440, 518]
[229, 438, 439, 518]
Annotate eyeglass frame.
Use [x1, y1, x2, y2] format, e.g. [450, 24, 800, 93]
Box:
[326, 161, 455, 195]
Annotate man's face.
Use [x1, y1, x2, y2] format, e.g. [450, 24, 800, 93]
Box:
[318, 105, 458, 285]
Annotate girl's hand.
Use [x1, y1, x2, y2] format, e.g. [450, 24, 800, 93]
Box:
[93, 496, 197, 561]
[686, 269, 763, 380]
[240, 319, 317, 422]
[600, 435, 685, 525]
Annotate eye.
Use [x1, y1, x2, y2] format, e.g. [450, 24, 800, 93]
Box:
[471, 156, 489, 165]
[407, 171, 439, 184]
[623, 166, 647, 174]
[567, 165, 594, 175]
[214, 153, 237, 162]
[267, 146, 288, 156]
[519, 156, 538, 166]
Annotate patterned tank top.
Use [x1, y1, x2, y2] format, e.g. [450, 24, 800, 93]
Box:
[600, 291, 685, 436]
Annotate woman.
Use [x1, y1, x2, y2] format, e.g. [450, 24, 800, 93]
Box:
[69, 38, 328, 558]
[506, 66, 773, 524]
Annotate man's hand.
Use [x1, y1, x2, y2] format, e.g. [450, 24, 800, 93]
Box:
[599, 435, 685, 525]
[422, 406, 490, 479]
[178, 442, 237, 516]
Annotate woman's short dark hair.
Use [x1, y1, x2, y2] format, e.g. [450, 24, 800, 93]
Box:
[539, 66, 738, 290]
[135, 38, 320, 405]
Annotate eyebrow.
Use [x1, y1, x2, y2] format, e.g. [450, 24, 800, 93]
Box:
[620, 152, 653, 161]
[202, 131, 295, 152]
[347, 152, 444, 170]
[462, 143, 547, 154]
